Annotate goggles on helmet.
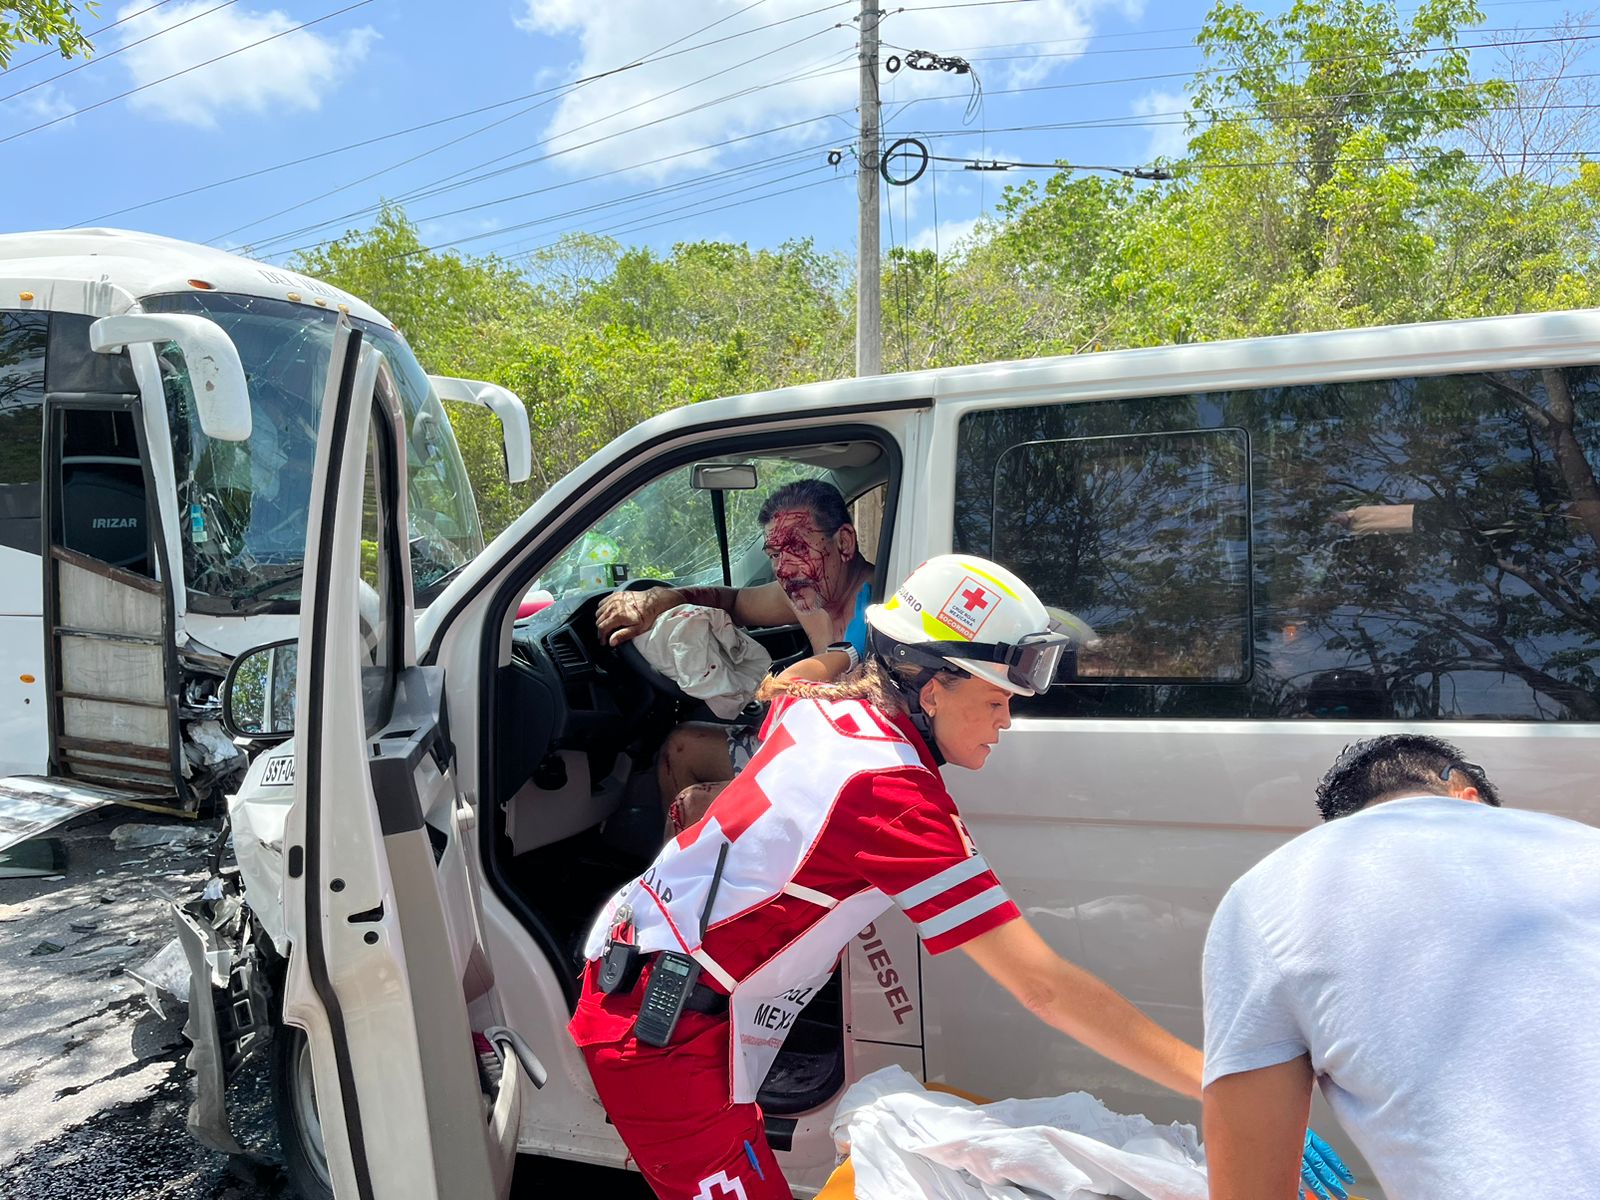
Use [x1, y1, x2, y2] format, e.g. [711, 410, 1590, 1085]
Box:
[879, 622, 1076, 694]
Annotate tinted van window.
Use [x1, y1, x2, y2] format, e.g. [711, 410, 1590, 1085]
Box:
[956, 367, 1600, 721]
[991, 430, 1250, 681]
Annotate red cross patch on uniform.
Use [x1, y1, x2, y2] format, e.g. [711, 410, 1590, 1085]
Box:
[936, 576, 1002, 640]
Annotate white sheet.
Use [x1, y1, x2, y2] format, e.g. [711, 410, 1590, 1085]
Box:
[637, 603, 772, 719]
[831, 1067, 1208, 1200]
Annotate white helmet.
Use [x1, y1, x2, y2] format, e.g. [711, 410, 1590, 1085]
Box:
[865, 555, 1075, 696]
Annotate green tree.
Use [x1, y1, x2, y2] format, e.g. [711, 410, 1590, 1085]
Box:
[1, 1, 93, 68]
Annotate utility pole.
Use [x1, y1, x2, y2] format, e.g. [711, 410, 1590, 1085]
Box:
[855, 0, 881, 378]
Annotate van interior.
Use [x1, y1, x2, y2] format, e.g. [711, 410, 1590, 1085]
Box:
[484, 434, 896, 1120]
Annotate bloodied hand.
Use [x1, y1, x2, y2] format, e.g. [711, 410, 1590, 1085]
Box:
[763, 508, 849, 615]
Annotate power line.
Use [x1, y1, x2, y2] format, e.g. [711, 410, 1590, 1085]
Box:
[241, 37, 857, 254]
[890, 71, 1600, 140]
[882, 23, 1597, 70]
[212, 17, 853, 244]
[480, 172, 852, 264]
[73, 0, 852, 227]
[267, 110, 852, 260]
[385, 136, 839, 241]
[884, 43, 1600, 131]
[0, 0, 240, 106]
[1, 0, 183, 75]
[0, 0, 376, 148]
[917, 143, 1596, 175]
[398, 160, 830, 262]
[382, 41, 856, 212]
[393, 145, 834, 263]
[893, 1, 1044, 11]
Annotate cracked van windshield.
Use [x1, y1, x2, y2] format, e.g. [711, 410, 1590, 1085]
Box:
[536, 459, 826, 599]
[143, 291, 482, 612]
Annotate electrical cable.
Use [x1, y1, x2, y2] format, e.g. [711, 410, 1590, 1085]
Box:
[1, 0, 240, 105]
[1, 0, 183, 76]
[74, 0, 851, 227]
[272, 111, 852, 260]
[372, 130, 846, 243]
[396, 145, 834, 261]
[384, 41, 857, 211]
[0, 0, 376, 148]
[448, 171, 851, 263]
[916, 145, 1597, 175]
[233, 25, 855, 251]
[896, 1, 1043, 11]
[885, 59, 1600, 130]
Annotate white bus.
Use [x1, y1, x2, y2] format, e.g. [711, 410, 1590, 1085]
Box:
[0, 229, 530, 823]
[204, 310, 1597, 1197]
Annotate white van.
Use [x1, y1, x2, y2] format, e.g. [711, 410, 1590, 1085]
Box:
[203, 311, 1600, 1198]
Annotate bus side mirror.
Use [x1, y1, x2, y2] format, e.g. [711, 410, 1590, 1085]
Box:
[91, 313, 253, 442]
[429, 375, 533, 485]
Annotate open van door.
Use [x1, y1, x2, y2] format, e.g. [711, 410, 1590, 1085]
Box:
[277, 320, 533, 1199]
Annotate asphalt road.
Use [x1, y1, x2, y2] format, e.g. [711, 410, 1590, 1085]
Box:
[0, 808, 651, 1200]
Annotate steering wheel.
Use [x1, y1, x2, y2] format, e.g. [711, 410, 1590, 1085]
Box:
[610, 578, 691, 702]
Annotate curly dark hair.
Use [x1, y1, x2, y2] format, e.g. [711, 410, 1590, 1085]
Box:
[1315, 734, 1502, 822]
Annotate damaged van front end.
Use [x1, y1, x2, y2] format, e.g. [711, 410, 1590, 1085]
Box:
[172, 744, 299, 1169]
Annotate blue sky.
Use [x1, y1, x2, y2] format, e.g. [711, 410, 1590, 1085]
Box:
[1, 0, 1592, 271]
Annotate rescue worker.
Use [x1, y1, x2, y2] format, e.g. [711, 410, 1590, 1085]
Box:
[569, 555, 1348, 1200]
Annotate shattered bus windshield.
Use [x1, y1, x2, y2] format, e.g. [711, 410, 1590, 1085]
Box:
[142, 292, 482, 613]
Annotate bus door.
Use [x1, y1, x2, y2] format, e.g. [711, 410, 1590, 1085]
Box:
[38, 315, 194, 815]
[271, 319, 532, 1199]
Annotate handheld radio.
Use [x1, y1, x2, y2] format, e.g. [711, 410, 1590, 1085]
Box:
[633, 842, 728, 1047]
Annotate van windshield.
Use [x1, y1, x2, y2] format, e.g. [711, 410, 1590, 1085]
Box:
[143, 291, 483, 614]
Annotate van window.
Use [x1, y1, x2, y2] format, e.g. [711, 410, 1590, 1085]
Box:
[956, 367, 1600, 721]
[536, 457, 829, 600]
[0, 312, 48, 553]
[992, 430, 1250, 681]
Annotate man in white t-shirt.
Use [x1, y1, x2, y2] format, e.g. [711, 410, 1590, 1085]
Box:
[1200, 734, 1600, 1200]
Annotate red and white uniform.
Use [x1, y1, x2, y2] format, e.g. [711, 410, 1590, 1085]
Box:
[569, 693, 1018, 1199]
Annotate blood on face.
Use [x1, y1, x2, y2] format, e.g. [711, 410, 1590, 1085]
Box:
[763, 508, 844, 612]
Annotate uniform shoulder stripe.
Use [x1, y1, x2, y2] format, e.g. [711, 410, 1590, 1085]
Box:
[891, 854, 990, 909]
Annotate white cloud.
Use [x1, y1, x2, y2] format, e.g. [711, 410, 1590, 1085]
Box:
[1131, 88, 1192, 161]
[116, 2, 378, 129]
[22, 86, 77, 124]
[515, 0, 1121, 178]
[910, 214, 983, 254]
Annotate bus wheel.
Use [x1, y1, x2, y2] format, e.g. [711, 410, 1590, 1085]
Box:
[272, 1023, 334, 1200]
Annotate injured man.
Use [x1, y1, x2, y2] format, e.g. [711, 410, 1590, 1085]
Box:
[596, 478, 876, 830]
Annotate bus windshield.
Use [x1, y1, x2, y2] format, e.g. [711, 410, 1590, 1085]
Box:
[142, 291, 483, 613]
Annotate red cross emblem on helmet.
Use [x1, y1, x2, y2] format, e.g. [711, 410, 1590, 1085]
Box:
[936, 576, 1002, 640]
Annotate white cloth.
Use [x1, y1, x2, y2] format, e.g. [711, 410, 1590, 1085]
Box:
[1204, 795, 1600, 1199]
[635, 602, 771, 719]
[831, 1066, 1207, 1200]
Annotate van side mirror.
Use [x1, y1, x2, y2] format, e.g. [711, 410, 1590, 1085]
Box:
[429, 375, 533, 485]
[222, 639, 298, 741]
[90, 313, 253, 441]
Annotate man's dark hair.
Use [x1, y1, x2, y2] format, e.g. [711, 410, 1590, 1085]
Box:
[758, 479, 851, 535]
[1315, 734, 1502, 821]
